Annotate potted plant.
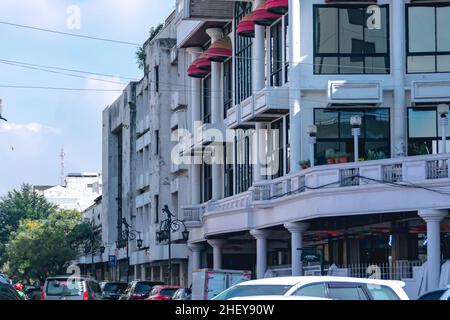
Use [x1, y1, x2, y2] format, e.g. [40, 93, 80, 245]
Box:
[335, 152, 348, 164]
[325, 149, 336, 164]
[366, 150, 387, 161]
[300, 159, 311, 170]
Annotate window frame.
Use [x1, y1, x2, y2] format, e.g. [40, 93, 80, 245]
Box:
[313, 4, 391, 75]
[268, 14, 289, 87]
[406, 2, 450, 74]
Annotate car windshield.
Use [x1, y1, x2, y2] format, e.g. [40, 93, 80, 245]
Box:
[46, 279, 83, 297]
[135, 283, 154, 294]
[212, 285, 293, 300]
[103, 283, 127, 294]
[160, 288, 178, 297]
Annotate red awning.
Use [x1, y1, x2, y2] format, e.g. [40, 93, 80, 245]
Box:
[237, 12, 255, 38]
[207, 37, 232, 63]
[266, 0, 288, 15]
[187, 63, 208, 78]
[196, 52, 211, 71]
[253, 1, 282, 26]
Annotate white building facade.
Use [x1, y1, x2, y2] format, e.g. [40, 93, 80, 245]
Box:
[175, 0, 450, 298]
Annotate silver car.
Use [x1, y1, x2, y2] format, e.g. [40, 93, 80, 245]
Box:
[42, 276, 102, 301]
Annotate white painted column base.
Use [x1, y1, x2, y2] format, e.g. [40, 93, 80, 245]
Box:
[250, 229, 271, 279]
[285, 222, 310, 276]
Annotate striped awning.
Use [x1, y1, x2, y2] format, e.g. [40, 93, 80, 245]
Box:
[207, 37, 232, 63]
[266, 0, 288, 15]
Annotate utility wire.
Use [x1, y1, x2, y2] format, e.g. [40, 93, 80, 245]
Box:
[0, 20, 140, 46]
[0, 85, 124, 92]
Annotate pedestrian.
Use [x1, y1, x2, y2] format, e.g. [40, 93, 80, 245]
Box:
[14, 283, 26, 300]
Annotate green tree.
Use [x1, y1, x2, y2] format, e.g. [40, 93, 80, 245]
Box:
[136, 23, 164, 70]
[5, 210, 92, 283]
[0, 184, 57, 266]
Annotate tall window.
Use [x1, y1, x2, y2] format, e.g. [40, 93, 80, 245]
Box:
[271, 119, 284, 179]
[224, 143, 234, 198]
[203, 75, 211, 123]
[154, 195, 159, 224]
[407, 4, 450, 73]
[235, 129, 254, 194]
[223, 58, 233, 117]
[235, 2, 253, 103]
[155, 66, 159, 92]
[408, 107, 450, 155]
[314, 108, 390, 165]
[269, 15, 289, 86]
[202, 162, 212, 203]
[314, 4, 390, 74]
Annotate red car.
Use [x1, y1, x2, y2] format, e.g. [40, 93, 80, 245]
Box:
[146, 286, 181, 300]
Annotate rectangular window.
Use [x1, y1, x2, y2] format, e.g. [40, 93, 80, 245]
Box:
[407, 4, 450, 73]
[314, 4, 390, 74]
[224, 143, 234, 198]
[271, 119, 284, 179]
[154, 195, 159, 224]
[234, 2, 253, 103]
[202, 162, 212, 203]
[408, 106, 450, 155]
[203, 75, 211, 123]
[155, 130, 160, 155]
[314, 108, 391, 165]
[235, 129, 254, 194]
[155, 66, 159, 92]
[223, 58, 233, 117]
[270, 19, 283, 87]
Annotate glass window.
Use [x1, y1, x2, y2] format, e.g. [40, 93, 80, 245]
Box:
[314, 5, 390, 74]
[365, 285, 400, 300]
[270, 19, 283, 87]
[407, 4, 450, 73]
[314, 108, 390, 165]
[46, 279, 82, 297]
[327, 284, 368, 300]
[212, 285, 293, 300]
[223, 58, 233, 116]
[203, 76, 211, 123]
[293, 283, 327, 298]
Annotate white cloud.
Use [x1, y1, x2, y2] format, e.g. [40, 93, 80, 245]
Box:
[0, 121, 61, 135]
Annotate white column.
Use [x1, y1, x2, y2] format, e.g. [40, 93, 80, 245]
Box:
[250, 229, 271, 279]
[141, 264, 146, 280]
[393, 0, 406, 157]
[289, 0, 302, 172]
[419, 209, 447, 291]
[187, 47, 203, 205]
[253, 0, 266, 183]
[207, 239, 226, 270]
[206, 28, 225, 201]
[285, 222, 310, 276]
[188, 243, 203, 271]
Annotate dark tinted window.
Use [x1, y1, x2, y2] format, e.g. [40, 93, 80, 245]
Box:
[419, 290, 446, 300]
[160, 289, 178, 297]
[213, 285, 293, 300]
[103, 283, 127, 294]
[89, 281, 101, 294]
[327, 283, 368, 300]
[0, 283, 20, 300]
[135, 282, 158, 294]
[293, 283, 327, 298]
[46, 279, 83, 297]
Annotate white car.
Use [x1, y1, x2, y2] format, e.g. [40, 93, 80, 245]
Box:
[212, 276, 409, 301]
[418, 285, 450, 300]
[230, 295, 331, 301]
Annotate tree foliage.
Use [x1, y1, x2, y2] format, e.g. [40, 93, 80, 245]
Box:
[136, 23, 164, 71]
[0, 184, 57, 265]
[4, 210, 92, 283]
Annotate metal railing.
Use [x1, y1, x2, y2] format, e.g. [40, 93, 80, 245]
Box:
[383, 164, 403, 183]
[426, 159, 449, 180]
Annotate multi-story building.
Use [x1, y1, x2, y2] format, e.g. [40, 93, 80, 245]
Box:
[101, 12, 191, 285]
[175, 0, 450, 298]
[35, 173, 102, 211]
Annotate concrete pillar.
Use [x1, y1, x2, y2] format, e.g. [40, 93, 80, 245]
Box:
[393, 0, 406, 157]
[285, 222, 310, 276]
[250, 229, 271, 279]
[419, 209, 447, 291]
[206, 28, 225, 200]
[188, 243, 204, 272]
[187, 47, 203, 205]
[288, 0, 302, 172]
[207, 239, 226, 270]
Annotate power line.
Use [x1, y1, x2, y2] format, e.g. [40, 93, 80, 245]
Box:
[0, 85, 124, 92]
[0, 58, 139, 81]
[0, 20, 141, 46]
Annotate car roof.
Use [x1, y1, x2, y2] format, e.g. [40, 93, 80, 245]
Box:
[45, 276, 94, 281]
[234, 276, 405, 288]
[230, 296, 332, 301]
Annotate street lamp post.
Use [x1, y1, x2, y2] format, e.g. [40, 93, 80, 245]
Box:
[117, 218, 143, 283]
[438, 104, 449, 154]
[307, 125, 317, 168]
[351, 116, 362, 162]
[156, 205, 189, 285]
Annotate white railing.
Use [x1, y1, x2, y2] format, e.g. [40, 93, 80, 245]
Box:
[426, 159, 449, 180]
[207, 192, 251, 213]
[182, 204, 206, 222]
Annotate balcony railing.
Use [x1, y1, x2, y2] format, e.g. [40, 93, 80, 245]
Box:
[184, 154, 450, 222]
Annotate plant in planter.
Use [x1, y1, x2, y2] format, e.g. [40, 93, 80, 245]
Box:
[300, 159, 311, 170]
[366, 150, 387, 161]
[325, 149, 336, 164]
[335, 152, 348, 164]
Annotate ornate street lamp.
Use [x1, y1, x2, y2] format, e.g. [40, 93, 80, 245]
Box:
[117, 218, 143, 283]
[157, 205, 189, 285]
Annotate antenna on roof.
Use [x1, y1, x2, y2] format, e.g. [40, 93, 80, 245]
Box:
[60, 146, 65, 187]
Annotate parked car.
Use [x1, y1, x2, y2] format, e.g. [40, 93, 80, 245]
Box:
[418, 286, 450, 300]
[119, 281, 164, 300]
[42, 276, 103, 300]
[172, 287, 192, 300]
[101, 282, 128, 300]
[212, 276, 410, 301]
[146, 286, 180, 300]
[0, 278, 21, 300]
[230, 296, 332, 300]
[0, 274, 12, 285]
[24, 286, 42, 301]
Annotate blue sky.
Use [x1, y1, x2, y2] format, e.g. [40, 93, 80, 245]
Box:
[0, 0, 175, 195]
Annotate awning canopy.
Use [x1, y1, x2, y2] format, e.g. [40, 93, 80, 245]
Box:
[196, 52, 212, 71]
[266, 0, 288, 15]
[237, 12, 255, 38]
[252, 0, 282, 26]
[207, 37, 232, 62]
[187, 63, 208, 78]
